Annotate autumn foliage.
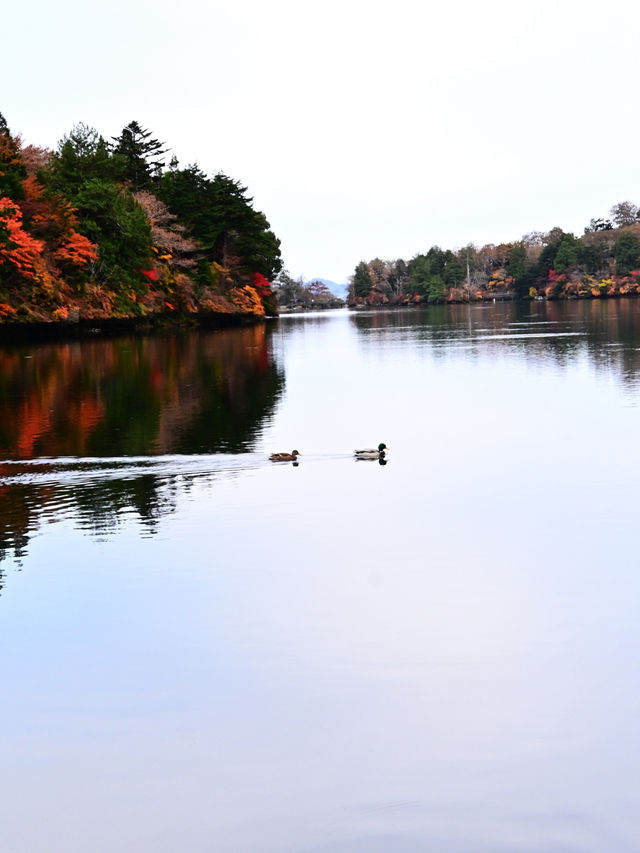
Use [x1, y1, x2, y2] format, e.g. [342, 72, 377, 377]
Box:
[0, 114, 281, 325]
[349, 217, 640, 306]
[0, 198, 45, 275]
[54, 232, 98, 267]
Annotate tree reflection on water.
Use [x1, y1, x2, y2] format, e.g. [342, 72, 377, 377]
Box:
[0, 325, 284, 566]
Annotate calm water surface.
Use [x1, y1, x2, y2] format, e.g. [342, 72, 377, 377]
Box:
[2, 301, 640, 852]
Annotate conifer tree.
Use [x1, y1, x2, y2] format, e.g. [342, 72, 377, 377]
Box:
[159, 166, 281, 279]
[45, 123, 114, 195]
[0, 113, 26, 199]
[112, 121, 167, 189]
[352, 261, 373, 298]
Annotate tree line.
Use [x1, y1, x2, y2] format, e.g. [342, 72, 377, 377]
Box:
[0, 113, 282, 324]
[348, 202, 640, 306]
[271, 272, 345, 310]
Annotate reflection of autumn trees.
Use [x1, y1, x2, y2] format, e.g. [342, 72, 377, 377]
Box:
[0, 325, 283, 460]
[0, 327, 284, 568]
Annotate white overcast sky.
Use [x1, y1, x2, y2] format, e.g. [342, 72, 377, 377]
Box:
[4, 0, 639, 283]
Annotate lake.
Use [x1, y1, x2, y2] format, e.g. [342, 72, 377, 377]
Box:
[1, 300, 640, 852]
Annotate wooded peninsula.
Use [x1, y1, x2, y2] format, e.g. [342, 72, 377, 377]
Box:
[0, 113, 282, 329]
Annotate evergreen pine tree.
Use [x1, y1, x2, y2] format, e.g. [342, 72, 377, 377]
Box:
[112, 121, 167, 189]
[0, 112, 26, 199]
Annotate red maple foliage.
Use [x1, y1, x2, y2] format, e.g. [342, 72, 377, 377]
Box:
[252, 272, 273, 297]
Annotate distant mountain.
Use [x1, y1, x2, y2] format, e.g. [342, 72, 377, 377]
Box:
[305, 278, 349, 299]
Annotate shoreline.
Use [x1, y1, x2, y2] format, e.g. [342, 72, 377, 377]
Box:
[4, 291, 640, 343]
[347, 291, 640, 309]
[0, 310, 269, 343]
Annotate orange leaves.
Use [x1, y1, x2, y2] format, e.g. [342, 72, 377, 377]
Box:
[0, 197, 44, 276]
[21, 176, 82, 246]
[13, 176, 98, 273]
[54, 231, 98, 267]
[229, 285, 265, 316]
[22, 174, 45, 203]
[52, 305, 69, 321]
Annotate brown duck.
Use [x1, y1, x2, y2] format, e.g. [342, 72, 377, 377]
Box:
[269, 450, 301, 462]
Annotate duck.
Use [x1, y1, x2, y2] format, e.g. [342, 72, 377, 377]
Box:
[354, 443, 388, 459]
[269, 449, 301, 462]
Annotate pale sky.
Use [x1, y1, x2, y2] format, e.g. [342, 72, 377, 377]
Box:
[5, 0, 639, 283]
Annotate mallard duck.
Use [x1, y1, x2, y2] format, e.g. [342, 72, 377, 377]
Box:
[354, 443, 388, 459]
[269, 449, 301, 462]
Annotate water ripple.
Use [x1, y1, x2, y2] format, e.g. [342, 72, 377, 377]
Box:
[0, 453, 264, 489]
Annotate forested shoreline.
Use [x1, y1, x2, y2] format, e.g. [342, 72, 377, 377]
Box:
[4, 109, 640, 329]
[0, 113, 282, 329]
[348, 204, 640, 307]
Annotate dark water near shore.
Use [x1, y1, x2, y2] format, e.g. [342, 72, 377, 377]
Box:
[2, 300, 640, 852]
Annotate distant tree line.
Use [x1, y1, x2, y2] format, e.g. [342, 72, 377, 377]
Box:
[0, 113, 282, 324]
[348, 201, 640, 306]
[271, 271, 345, 310]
